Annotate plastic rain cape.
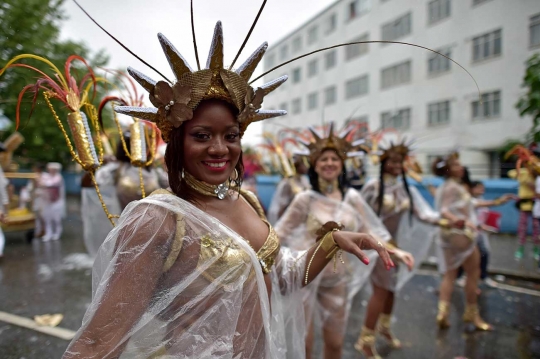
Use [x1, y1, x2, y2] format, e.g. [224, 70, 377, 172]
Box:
[275, 189, 390, 345]
[434, 179, 478, 273]
[361, 178, 440, 291]
[267, 176, 310, 226]
[81, 162, 167, 257]
[65, 191, 307, 359]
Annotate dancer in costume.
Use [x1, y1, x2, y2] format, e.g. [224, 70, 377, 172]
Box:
[60, 10, 394, 358]
[355, 137, 459, 358]
[432, 153, 493, 332]
[0, 142, 8, 259]
[40, 162, 65, 241]
[275, 124, 408, 359]
[505, 144, 540, 260]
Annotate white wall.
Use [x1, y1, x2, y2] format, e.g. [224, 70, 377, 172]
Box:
[262, 0, 540, 178]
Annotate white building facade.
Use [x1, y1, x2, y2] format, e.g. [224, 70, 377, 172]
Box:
[262, 0, 540, 178]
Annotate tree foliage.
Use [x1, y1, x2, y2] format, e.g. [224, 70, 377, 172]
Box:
[516, 53, 540, 143]
[0, 0, 109, 168]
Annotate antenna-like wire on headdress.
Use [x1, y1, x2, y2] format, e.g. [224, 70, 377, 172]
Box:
[229, 0, 268, 70]
[250, 40, 481, 101]
[190, 0, 201, 70]
[73, 0, 172, 83]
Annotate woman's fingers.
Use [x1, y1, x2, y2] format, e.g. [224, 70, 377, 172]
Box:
[349, 245, 370, 265]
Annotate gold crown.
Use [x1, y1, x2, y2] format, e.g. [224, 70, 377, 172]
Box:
[300, 123, 370, 165]
[115, 22, 287, 142]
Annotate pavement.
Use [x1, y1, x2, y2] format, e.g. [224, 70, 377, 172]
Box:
[0, 196, 539, 358]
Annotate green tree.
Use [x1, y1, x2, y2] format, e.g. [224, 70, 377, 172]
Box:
[0, 0, 109, 168]
[516, 53, 540, 143]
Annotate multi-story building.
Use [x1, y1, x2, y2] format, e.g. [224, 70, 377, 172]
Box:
[262, 0, 540, 177]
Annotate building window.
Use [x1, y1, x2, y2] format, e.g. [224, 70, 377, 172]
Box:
[472, 0, 491, 6]
[292, 67, 301, 83]
[307, 92, 318, 110]
[324, 86, 337, 105]
[345, 75, 369, 99]
[472, 29, 502, 62]
[428, 47, 451, 75]
[265, 53, 275, 69]
[348, 0, 371, 21]
[308, 25, 319, 45]
[345, 33, 369, 61]
[292, 36, 302, 53]
[381, 108, 411, 130]
[307, 59, 319, 77]
[381, 12, 412, 41]
[325, 50, 337, 69]
[292, 98, 302, 114]
[428, 100, 451, 126]
[472, 91, 500, 120]
[428, 0, 451, 24]
[279, 102, 288, 113]
[381, 60, 411, 89]
[280, 44, 289, 60]
[530, 14, 540, 47]
[326, 13, 337, 34]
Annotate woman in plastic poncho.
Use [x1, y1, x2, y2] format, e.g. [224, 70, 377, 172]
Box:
[62, 21, 393, 359]
[275, 126, 409, 359]
[432, 153, 493, 332]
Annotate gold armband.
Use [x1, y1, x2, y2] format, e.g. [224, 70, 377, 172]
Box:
[305, 221, 344, 285]
[438, 218, 450, 228]
[385, 239, 398, 251]
[493, 198, 503, 206]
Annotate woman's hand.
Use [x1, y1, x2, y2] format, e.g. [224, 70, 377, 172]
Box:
[332, 231, 395, 270]
[393, 249, 415, 271]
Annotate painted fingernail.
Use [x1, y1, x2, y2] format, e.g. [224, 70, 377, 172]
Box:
[363, 257, 370, 265]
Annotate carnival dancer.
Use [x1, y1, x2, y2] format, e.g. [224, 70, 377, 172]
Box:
[40, 162, 65, 241]
[355, 137, 460, 358]
[275, 124, 409, 359]
[268, 154, 309, 225]
[61, 13, 393, 358]
[432, 153, 493, 332]
[506, 144, 540, 260]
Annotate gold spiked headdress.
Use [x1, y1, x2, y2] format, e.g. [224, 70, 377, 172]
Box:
[115, 22, 287, 142]
[297, 123, 370, 165]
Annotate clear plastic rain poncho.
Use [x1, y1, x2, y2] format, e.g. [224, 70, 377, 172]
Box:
[81, 162, 167, 257]
[434, 178, 478, 273]
[361, 178, 440, 291]
[65, 189, 308, 359]
[267, 176, 310, 225]
[275, 188, 390, 345]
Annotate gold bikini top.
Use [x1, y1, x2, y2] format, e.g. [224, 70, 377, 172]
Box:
[153, 189, 280, 287]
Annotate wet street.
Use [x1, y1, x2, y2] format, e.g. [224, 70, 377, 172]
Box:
[0, 201, 539, 359]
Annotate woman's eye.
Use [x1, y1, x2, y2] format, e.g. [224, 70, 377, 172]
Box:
[226, 133, 240, 141]
[193, 133, 210, 140]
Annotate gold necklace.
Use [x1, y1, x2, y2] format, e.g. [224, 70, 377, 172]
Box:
[318, 177, 339, 194]
[184, 171, 230, 199]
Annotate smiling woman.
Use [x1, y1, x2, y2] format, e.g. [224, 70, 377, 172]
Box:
[59, 2, 394, 358]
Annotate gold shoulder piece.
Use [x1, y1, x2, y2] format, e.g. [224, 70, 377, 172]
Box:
[163, 214, 186, 273]
[239, 189, 266, 220]
[150, 188, 174, 197]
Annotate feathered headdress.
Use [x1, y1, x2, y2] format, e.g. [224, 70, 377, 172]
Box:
[297, 122, 370, 165]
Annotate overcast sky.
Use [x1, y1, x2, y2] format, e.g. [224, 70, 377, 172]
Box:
[60, 0, 335, 144]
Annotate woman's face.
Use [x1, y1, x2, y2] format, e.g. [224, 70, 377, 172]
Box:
[383, 152, 404, 177]
[314, 149, 343, 182]
[182, 100, 241, 185]
[448, 158, 464, 179]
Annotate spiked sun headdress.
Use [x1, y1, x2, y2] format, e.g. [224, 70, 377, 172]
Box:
[111, 21, 286, 143]
[296, 122, 370, 166]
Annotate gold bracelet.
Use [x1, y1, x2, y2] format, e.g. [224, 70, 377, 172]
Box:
[305, 223, 344, 285]
[493, 198, 503, 206]
[438, 218, 450, 228]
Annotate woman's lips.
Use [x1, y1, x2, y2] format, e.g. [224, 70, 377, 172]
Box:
[202, 160, 230, 172]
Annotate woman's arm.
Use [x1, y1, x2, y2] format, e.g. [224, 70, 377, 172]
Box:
[64, 203, 176, 359]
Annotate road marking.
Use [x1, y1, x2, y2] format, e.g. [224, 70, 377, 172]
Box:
[415, 270, 540, 297]
[0, 311, 76, 340]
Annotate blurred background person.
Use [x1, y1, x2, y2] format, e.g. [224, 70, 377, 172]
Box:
[39, 162, 65, 241]
[0, 142, 9, 259]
